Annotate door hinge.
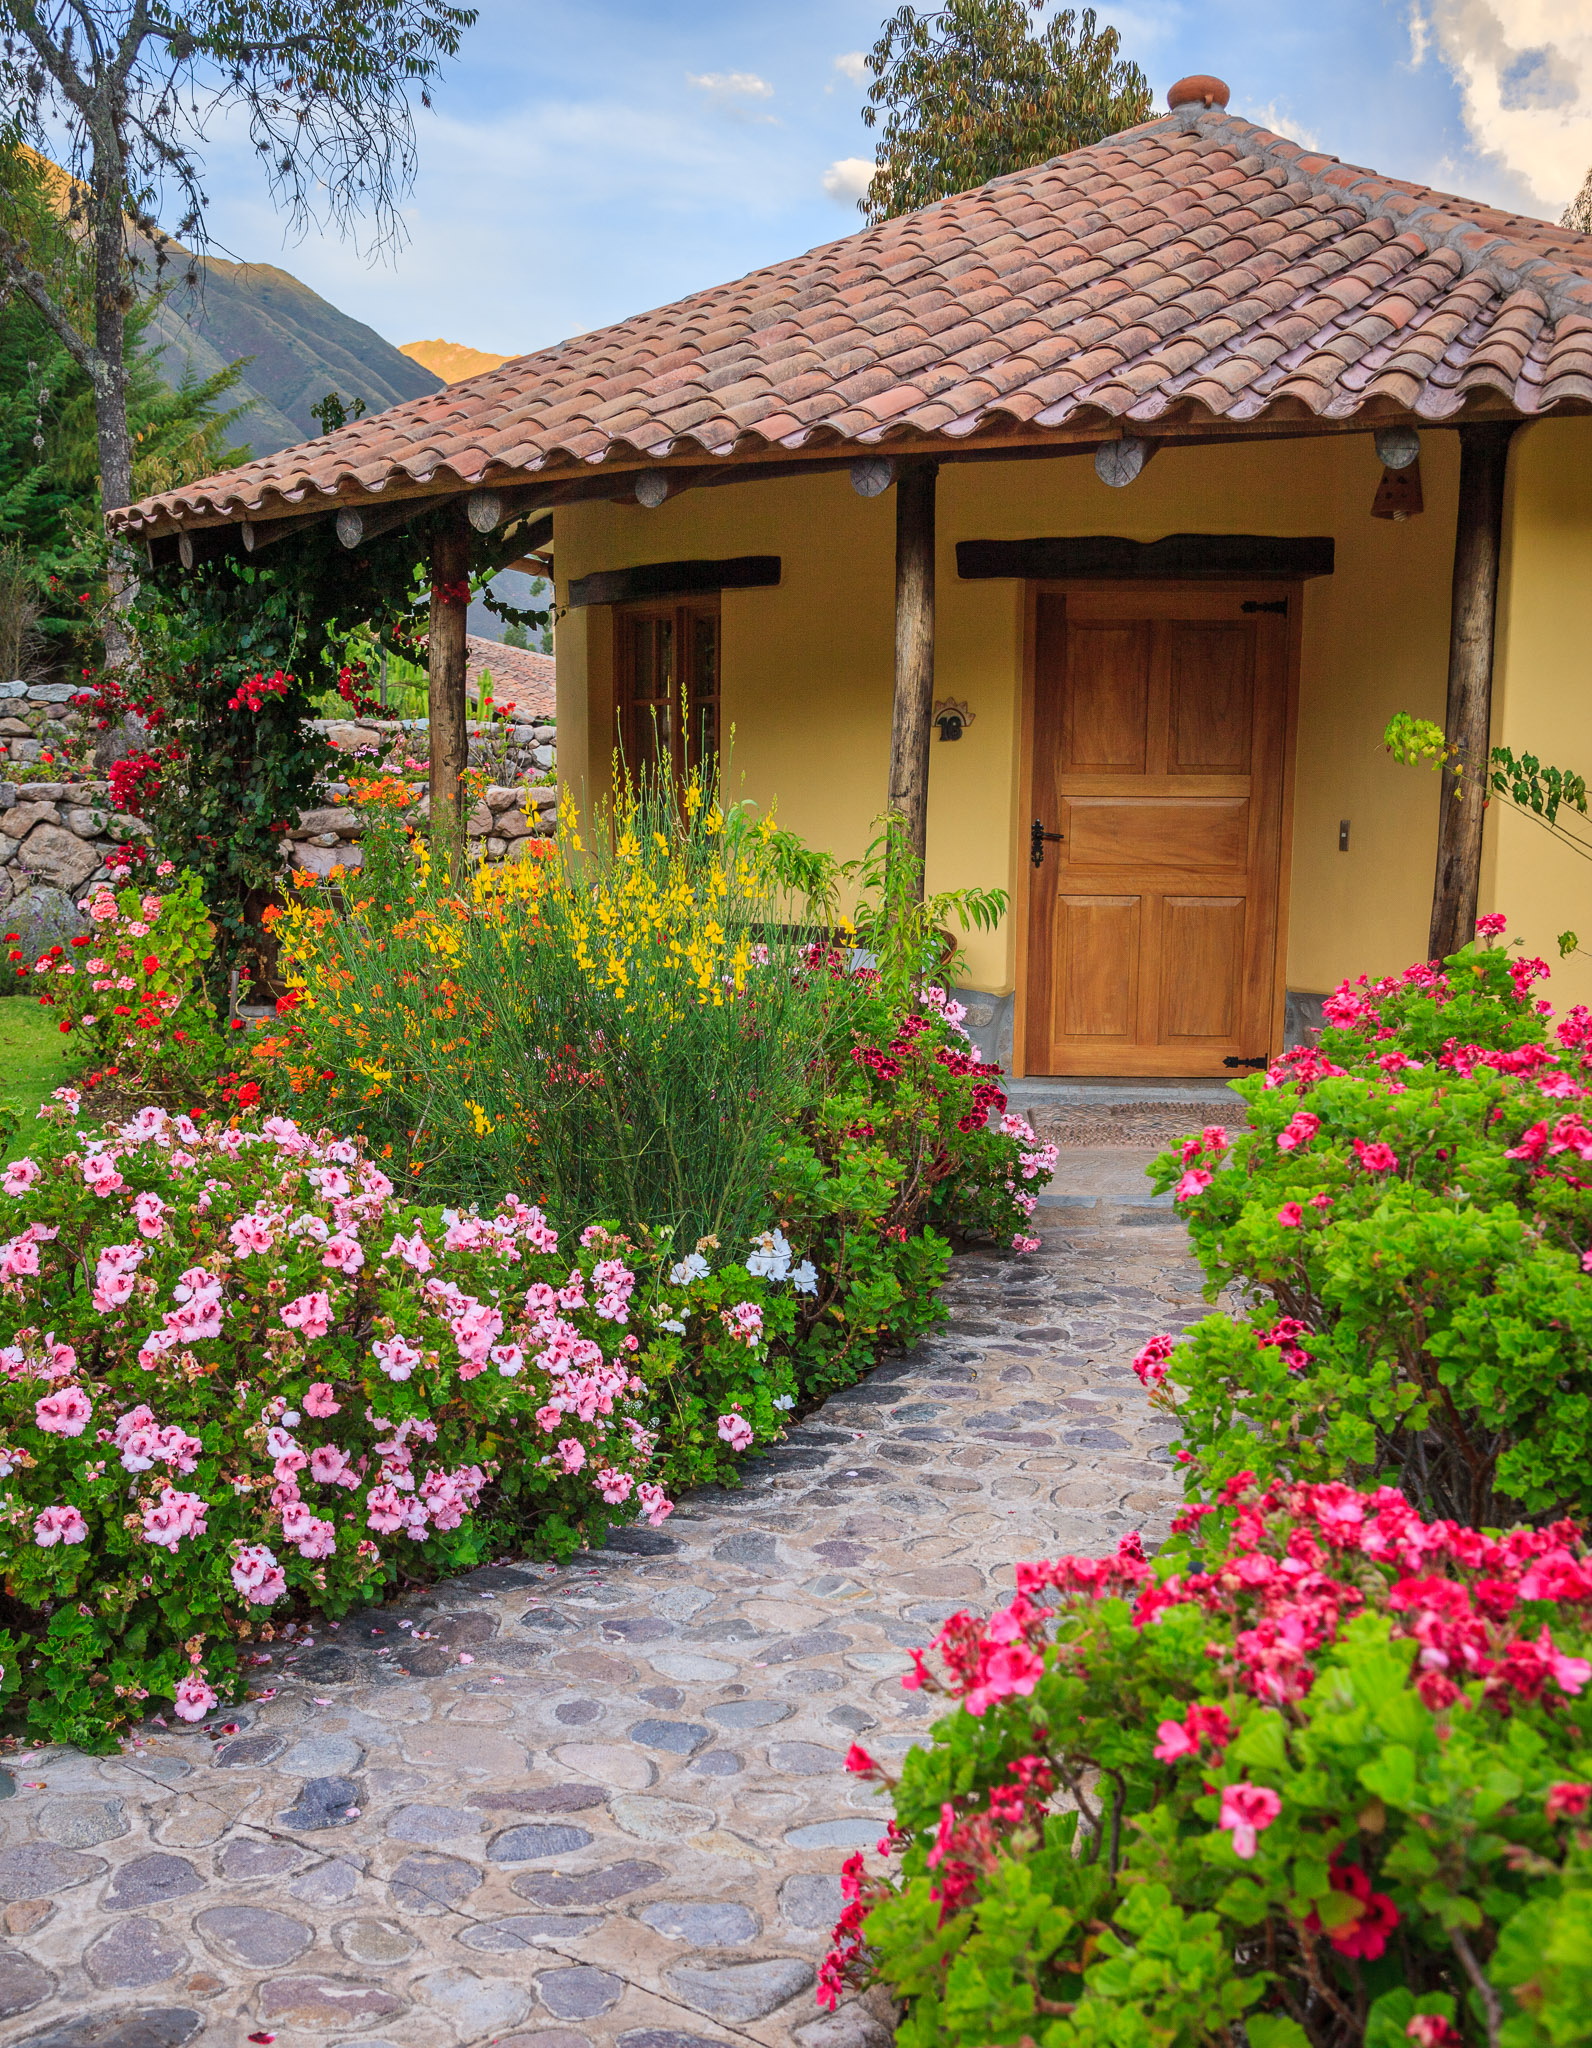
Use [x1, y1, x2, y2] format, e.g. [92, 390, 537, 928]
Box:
[1223, 1054, 1268, 1069]
[1240, 599, 1288, 615]
[1031, 819, 1064, 868]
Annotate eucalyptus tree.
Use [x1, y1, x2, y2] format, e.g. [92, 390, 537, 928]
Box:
[0, 0, 477, 520]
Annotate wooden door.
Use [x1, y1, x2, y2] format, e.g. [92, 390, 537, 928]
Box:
[1024, 584, 1292, 1077]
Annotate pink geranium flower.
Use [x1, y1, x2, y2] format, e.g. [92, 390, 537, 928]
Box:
[172, 1673, 217, 1723]
[35, 1386, 91, 1436]
[1277, 1202, 1304, 1227]
[2, 1158, 41, 1197]
[1353, 1138, 1398, 1173]
[716, 1411, 754, 1452]
[372, 1333, 421, 1381]
[33, 1503, 87, 1547]
[1174, 1168, 1212, 1202]
[303, 1381, 340, 1417]
[637, 1482, 673, 1526]
[280, 1290, 333, 1339]
[131, 1190, 167, 1239]
[1218, 1781, 1281, 1859]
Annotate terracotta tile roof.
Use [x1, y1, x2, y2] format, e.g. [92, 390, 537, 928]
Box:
[116, 104, 1592, 533]
[465, 637, 555, 718]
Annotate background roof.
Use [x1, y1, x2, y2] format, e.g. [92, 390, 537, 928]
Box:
[117, 101, 1592, 534]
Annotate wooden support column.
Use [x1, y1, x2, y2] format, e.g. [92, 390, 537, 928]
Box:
[887, 458, 939, 888]
[428, 510, 471, 886]
[1428, 422, 1515, 961]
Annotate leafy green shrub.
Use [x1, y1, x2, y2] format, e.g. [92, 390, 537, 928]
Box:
[1143, 927, 1592, 1525]
[0, 1098, 825, 1746]
[17, 863, 228, 1101]
[829, 1483, 1592, 2048]
[257, 768, 1051, 1412]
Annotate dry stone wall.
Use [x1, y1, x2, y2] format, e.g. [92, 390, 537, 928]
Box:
[1, 683, 155, 952]
[0, 683, 559, 940]
[285, 716, 559, 877]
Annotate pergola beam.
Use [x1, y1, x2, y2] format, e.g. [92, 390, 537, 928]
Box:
[1428, 422, 1516, 961]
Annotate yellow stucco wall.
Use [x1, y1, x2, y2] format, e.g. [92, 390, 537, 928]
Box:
[553, 425, 1582, 1006]
[1487, 417, 1592, 1012]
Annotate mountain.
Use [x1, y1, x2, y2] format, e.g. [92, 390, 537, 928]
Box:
[19, 146, 442, 461]
[401, 338, 514, 383]
[147, 258, 444, 458]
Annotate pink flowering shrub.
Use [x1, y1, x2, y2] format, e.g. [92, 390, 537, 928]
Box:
[1146, 926, 1592, 1525]
[827, 1483, 1592, 2048]
[0, 1097, 828, 1746]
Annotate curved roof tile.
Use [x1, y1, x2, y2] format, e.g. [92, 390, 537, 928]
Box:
[115, 104, 1592, 531]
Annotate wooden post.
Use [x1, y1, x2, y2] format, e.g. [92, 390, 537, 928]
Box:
[428, 510, 471, 885]
[887, 457, 938, 888]
[1428, 422, 1515, 961]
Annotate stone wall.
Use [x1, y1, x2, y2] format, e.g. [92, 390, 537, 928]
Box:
[0, 780, 154, 953]
[284, 715, 560, 876]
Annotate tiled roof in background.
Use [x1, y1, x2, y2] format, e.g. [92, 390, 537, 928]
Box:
[466, 637, 556, 718]
[117, 102, 1592, 533]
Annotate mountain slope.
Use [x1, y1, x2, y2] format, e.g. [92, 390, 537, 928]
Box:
[146, 255, 444, 458]
[401, 338, 513, 383]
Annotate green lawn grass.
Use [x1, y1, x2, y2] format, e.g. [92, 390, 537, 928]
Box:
[0, 995, 76, 1156]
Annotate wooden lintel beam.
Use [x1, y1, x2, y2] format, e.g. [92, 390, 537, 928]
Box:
[957, 534, 1336, 581]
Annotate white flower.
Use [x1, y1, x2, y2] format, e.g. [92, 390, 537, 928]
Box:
[791, 1259, 818, 1295]
[771, 1393, 795, 1411]
[669, 1251, 710, 1285]
[746, 1228, 793, 1281]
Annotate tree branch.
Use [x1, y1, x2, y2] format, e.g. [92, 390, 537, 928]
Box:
[0, 218, 97, 376]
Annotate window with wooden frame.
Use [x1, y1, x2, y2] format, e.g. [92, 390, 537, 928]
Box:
[615, 597, 720, 781]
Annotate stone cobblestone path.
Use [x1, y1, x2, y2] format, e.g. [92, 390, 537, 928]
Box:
[0, 1195, 1205, 2048]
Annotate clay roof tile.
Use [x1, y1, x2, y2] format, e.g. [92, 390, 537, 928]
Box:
[118, 105, 1592, 531]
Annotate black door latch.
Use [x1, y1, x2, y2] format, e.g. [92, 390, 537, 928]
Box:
[1240, 599, 1288, 615]
[1223, 1054, 1268, 1069]
[1030, 819, 1064, 868]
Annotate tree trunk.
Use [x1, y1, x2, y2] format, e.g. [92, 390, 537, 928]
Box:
[90, 144, 135, 668]
[1428, 422, 1515, 962]
[429, 512, 472, 885]
[887, 458, 938, 889]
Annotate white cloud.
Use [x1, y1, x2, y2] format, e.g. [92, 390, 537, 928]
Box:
[686, 70, 774, 101]
[833, 51, 868, 84]
[1245, 100, 1324, 152]
[823, 155, 875, 204]
[1411, 0, 1592, 214]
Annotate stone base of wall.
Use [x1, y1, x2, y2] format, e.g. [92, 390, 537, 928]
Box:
[0, 780, 155, 952]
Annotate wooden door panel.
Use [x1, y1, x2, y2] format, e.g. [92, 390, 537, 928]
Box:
[1159, 897, 1244, 1039]
[1025, 584, 1290, 1077]
[1056, 896, 1139, 1040]
[1065, 623, 1151, 771]
[1170, 623, 1253, 773]
[1062, 796, 1249, 872]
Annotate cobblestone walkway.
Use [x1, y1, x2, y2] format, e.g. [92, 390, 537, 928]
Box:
[0, 1198, 1205, 2048]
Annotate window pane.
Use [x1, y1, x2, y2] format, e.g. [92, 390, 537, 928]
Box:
[632, 616, 673, 700]
[631, 696, 673, 776]
[689, 613, 717, 700]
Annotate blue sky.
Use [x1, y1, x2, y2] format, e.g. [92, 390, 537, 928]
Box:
[197, 0, 1592, 359]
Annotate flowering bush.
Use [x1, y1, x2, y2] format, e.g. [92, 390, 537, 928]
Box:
[254, 768, 1051, 1414]
[12, 862, 228, 1101]
[0, 1097, 821, 1745]
[828, 1482, 1592, 2048]
[1144, 927, 1592, 1526]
